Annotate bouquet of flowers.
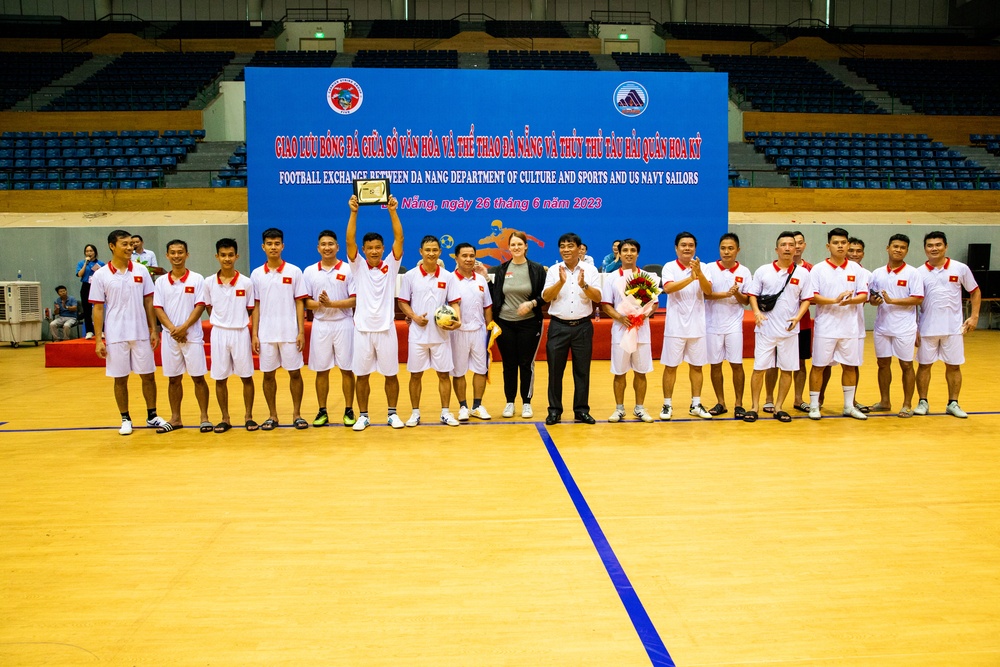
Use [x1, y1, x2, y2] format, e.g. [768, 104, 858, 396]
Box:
[618, 271, 661, 354]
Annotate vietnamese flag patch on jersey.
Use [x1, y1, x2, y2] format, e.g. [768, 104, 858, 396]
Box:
[336, 274, 346, 281]
[236, 289, 246, 297]
[283, 276, 292, 285]
[790, 278, 800, 285]
[185, 286, 195, 294]
[380, 265, 388, 274]
[847, 275, 856, 282]
[735, 276, 743, 283]
[897, 280, 907, 287]
[479, 285, 485, 292]
[134, 276, 143, 283]
[437, 281, 446, 289]
[949, 276, 959, 282]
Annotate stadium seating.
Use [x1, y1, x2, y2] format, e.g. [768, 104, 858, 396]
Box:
[365, 20, 459, 39]
[488, 50, 598, 71]
[485, 21, 569, 38]
[236, 50, 338, 81]
[612, 52, 693, 72]
[353, 50, 458, 69]
[842, 58, 1000, 116]
[0, 51, 92, 111]
[212, 144, 248, 188]
[662, 23, 765, 41]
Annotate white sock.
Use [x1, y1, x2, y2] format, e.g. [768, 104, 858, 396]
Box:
[663, 398, 672, 407]
[691, 396, 701, 407]
[843, 386, 856, 410]
[810, 391, 820, 409]
[635, 404, 644, 412]
[616, 404, 625, 412]
[411, 409, 421, 417]
[440, 408, 449, 418]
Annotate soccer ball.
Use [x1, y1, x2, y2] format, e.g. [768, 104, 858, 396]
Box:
[434, 304, 458, 328]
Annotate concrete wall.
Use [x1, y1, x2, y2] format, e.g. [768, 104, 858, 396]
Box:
[203, 81, 247, 142]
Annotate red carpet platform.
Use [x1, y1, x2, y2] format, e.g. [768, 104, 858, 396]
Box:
[45, 312, 758, 368]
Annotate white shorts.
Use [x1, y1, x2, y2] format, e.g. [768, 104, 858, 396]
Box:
[161, 335, 207, 378]
[916, 334, 965, 366]
[812, 336, 861, 368]
[660, 336, 707, 367]
[210, 327, 254, 380]
[259, 341, 304, 373]
[408, 340, 454, 374]
[105, 339, 156, 378]
[450, 328, 489, 376]
[753, 333, 799, 372]
[873, 331, 916, 362]
[308, 319, 354, 373]
[352, 328, 399, 377]
[707, 331, 743, 365]
[610, 342, 653, 376]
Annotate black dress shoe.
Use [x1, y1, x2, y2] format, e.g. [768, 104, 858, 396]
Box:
[574, 412, 596, 424]
[545, 412, 561, 425]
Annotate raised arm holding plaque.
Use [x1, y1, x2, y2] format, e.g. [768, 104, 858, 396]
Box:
[354, 178, 390, 205]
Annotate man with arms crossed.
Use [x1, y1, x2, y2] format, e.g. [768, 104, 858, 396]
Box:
[744, 231, 812, 423]
[807, 228, 870, 421]
[397, 235, 463, 427]
[90, 229, 168, 435]
[914, 231, 980, 418]
[868, 234, 924, 417]
[450, 243, 494, 421]
[703, 233, 752, 419]
[346, 194, 405, 431]
[600, 238, 655, 423]
[202, 238, 257, 432]
[251, 228, 309, 431]
[542, 232, 601, 425]
[153, 239, 211, 433]
[659, 231, 713, 420]
[303, 230, 357, 427]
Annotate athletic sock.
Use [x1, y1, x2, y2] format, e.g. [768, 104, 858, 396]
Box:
[317, 406, 327, 414]
[662, 398, 672, 408]
[691, 396, 701, 407]
[947, 399, 958, 406]
[121, 412, 131, 422]
[344, 406, 353, 415]
[360, 411, 369, 419]
[616, 403, 625, 412]
[843, 386, 856, 411]
[459, 400, 468, 409]
[146, 408, 157, 421]
[472, 398, 482, 409]
[635, 404, 645, 412]
[440, 408, 449, 418]
[411, 409, 420, 418]
[809, 391, 820, 409]
[387, 407, 397, 416]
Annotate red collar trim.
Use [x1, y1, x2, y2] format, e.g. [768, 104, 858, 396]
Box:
[109, 260, 134, 275]
[217, 270, 240, 286]
[772, 261, 794, 273]
[368, 261, 384, 271]
[317, 260, 344, 272]
[675, 259, 689, 271]
[167, 268, 190, 285]
[925, 258, 951, 270]
[825, 258, 848, 269]
[419, 264, 441, 278]
[887, 263, 907, 274]
[717, 260, 739, 273]
[455, 270, 476, 281]
[263, 261, 286, 274]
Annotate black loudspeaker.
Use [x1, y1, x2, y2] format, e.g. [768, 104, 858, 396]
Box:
[968, 243, 991, 271]
[973, 271, 1000, 299]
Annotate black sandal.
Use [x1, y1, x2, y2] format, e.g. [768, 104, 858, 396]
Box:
[774, 411, 792, 423]
[742, 410, 758, 422]
[261, 419, 278, 431]
[708, 403, 728, 417]
[213, 422, 231, 433]
[734, 406, 746, 419]
[245, 419, 260, 432]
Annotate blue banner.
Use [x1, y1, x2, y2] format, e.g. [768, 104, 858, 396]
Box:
[246, 68, 728, 271]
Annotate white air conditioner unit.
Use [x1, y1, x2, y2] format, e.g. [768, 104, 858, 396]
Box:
[0, 281, 43, 347]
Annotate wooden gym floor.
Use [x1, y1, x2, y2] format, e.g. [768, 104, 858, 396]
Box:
[1, 333, 999, 666]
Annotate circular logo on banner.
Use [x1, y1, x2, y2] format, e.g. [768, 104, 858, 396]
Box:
[327, 78, 363, 114]
[614, 81, 647, 116]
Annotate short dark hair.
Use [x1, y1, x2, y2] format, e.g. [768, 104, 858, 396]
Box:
[924, 230, 948, 246]
[558, 233, 582, 247]
[612, 239, 622, 248]
[262, 228, 283, 242]
[827, 227, 850, 242]
[108, 229, 131, 247]
[165, 239, 188, 252]
[720, 232, 740, 247]
[84, 243, 99, 259]
[580, 243, 588, 251]
[130, 233, 143, 242]
[888, 233, 910, 247]
[792, 230, 805, 239]
[55, 285, 67, 292]
[216, 238, 238, 253]
[619, 238, 640, 253]
[675, 231, 696, 247]
[362, 232, 384, 246]
[419, 235, 440, 248]
[777, 231, 797, 245]
[318, 229, 338, 242]
[847, 237, 865, 249]
[453, 242, 476, 256]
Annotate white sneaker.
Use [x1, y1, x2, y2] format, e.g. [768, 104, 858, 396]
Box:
[502, 402, 515, 418]
[388, 414, 405, 429]
[441, 412, 460, 427]
[946, 402, 968, 418]
[809, 406, 822, 420]
[146, 415, 168, 428]
[457, 406, 470, 421]
[608, 408, 625, 423]
[118, 419, 132, 436]
[843, 406, 868, 420]
[913, 399, 929, 416]
[689, 404, 713, 419]
[404, 412, 421, 427]
[470, 406, 491, 420]
[634, 408, 654, 423]
[659, 405, 672, 421]
[352, 414, 370, 431]
[521, 404, 533, 418]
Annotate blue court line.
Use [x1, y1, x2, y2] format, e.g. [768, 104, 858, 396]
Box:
[535, 422, 675, 667]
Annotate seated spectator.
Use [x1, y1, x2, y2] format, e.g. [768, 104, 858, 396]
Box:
[50, 285, 79, 340]
[579, 242, 596, 266]
[602, 240, 622, 273]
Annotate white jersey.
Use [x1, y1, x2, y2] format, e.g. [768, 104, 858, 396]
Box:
[854, 266, 873, 337]
[349, 250, 402, 333]
[917, 258, 978, 336]
[704, 260, 752, 335]
[661, 259, 710, 338]
[250, 261, 308, 343]
[452, 270, 492, 332]
[811, 259, 869, 339]
[870, 263, 924, 337]
[202, 271, 254, 329]
[747, 262, 812, 339]
[601, 267, 651, 344]
[88, 260, 154, 344]
[398, 264, 462, 345]
[153, 269, 206, 344]
[303, 260, 355, 323]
